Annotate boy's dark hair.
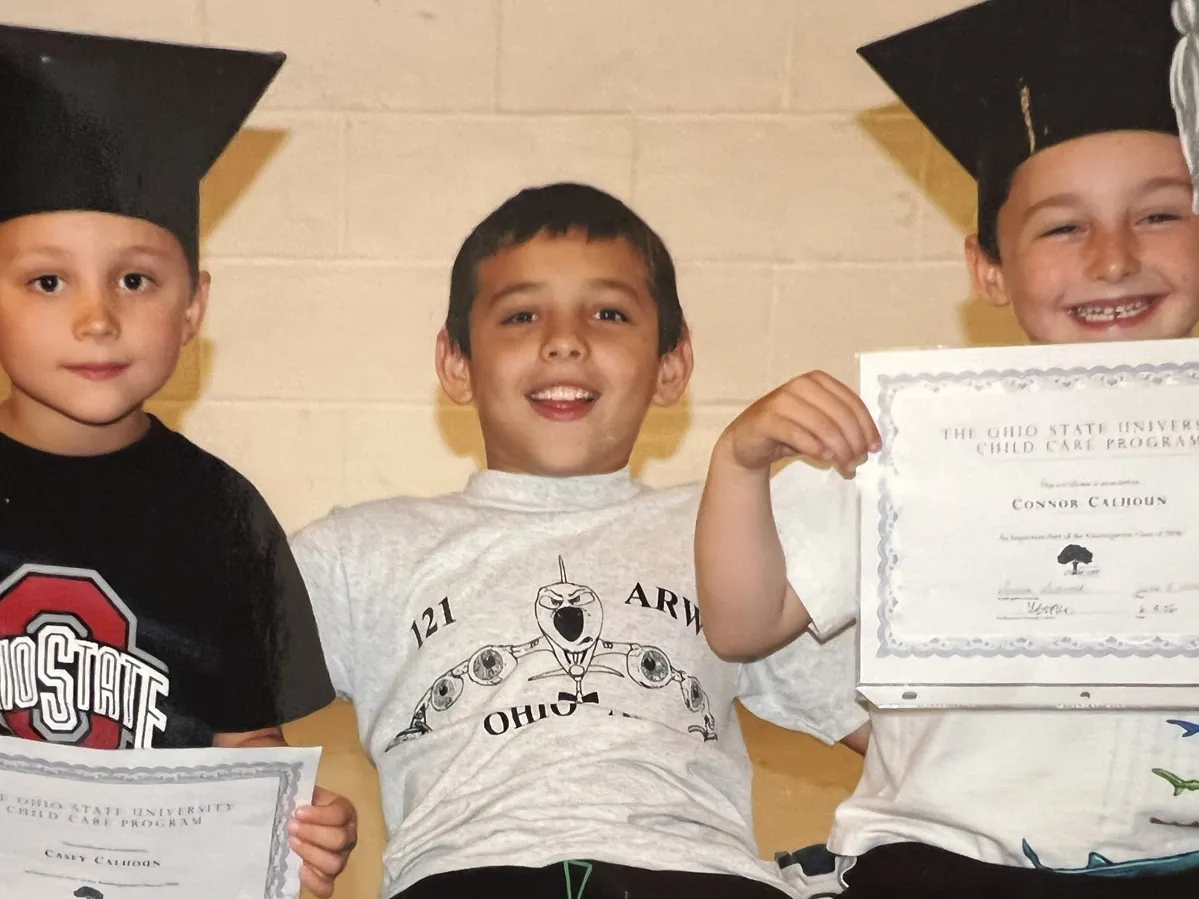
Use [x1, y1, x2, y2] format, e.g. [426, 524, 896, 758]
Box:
[975, 165, 1013, 263]
[446, 182, 685, 357]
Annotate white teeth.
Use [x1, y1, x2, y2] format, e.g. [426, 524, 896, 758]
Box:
[530, 385, 596, 402]
[1072, 299, 1151, 323]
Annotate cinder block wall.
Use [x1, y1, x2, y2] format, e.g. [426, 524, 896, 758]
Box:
[4, 3, 1010, 896]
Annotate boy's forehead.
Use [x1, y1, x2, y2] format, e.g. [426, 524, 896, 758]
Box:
[0, 211, 191, 266]
[478, 232, 650, 296]
[1007, 131, 1192, 207]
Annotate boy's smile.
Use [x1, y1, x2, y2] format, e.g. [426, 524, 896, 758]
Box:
[970, 131, 1199, 344]
[526, 382, 600, 422]
[1067, 296, 1161, 328]
[437, 230, 692, 477]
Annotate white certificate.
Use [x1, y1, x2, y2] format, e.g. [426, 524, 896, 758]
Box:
[858, 339, 1199, 709]
[0, 739, 319, 898]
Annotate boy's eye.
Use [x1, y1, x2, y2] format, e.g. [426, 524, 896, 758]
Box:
[597, 308, 629, 323]
[1040, 223, 1080, 238]
[501, 311, 535, 325]
[29, 274, 64, 295]
[120, 272, 154, 292]
[1143, 212, 1182, 225]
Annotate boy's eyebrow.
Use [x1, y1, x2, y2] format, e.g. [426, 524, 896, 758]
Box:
[4, 244, 175, 261]
[5, 244, 70, 259]
[1024, 177, 1195, 221]
[1021, 192, 1085, 220]
[487, 281, 545, 305]
[121, 244, 177, 261]
[486, 278, 643, 305]
[1136, 175, 1197, 195]
[586, 278, 642, 302]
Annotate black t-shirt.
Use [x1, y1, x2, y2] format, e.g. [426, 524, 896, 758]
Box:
[0, 416, 334, 748]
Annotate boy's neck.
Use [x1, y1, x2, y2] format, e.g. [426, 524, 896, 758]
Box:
[0, 398, 151, 457]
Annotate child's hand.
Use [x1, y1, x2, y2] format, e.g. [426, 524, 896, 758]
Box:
[718, 371, 880, 478]
[289, 786, 357, 898]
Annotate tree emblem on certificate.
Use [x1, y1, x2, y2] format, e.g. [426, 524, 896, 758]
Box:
[1057, 544, 1094, 575]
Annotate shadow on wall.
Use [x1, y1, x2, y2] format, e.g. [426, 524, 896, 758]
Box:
[857, 103, 1027, 349]
[148, 127, 290, 431]
[434, 387, 693, 478]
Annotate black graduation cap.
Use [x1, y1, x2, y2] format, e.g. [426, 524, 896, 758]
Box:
[858, 0, 1182, 254]
[0, 24, 284, 269]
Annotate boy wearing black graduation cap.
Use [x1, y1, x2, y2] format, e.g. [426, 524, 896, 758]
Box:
[695, 0, 1199, 896]
[0, 25, 356, 897]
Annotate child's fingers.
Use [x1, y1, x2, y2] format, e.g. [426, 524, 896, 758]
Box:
[290, 820, 357, 853]
[294, 799, 355, 829]
[811, 372, 882, 450]
[772, 392, 861, 469]
[764, 412, 853, 471]
[290, 835, 349, 878]
[298, 862, 335, 899]
[789, 375, 875, 460]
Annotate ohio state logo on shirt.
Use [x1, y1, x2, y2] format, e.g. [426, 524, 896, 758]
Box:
[0, 564, 170, 749]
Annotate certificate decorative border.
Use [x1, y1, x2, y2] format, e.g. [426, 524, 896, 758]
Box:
[874, 361, 1199, 659]
[0, 751, 303, 897]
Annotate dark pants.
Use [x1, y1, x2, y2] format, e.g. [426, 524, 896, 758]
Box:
[843, 842, 1199, 899]
[392, 860, 790, 899]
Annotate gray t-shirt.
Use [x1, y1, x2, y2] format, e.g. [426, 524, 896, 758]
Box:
[292, 466, 863, 898]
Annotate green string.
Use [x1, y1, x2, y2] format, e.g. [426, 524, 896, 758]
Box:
[562, 860, 594, 899]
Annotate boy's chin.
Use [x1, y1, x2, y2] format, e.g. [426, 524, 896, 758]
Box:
[64, 406, 148, 430]
[501, 447, 630, 478]
[531, 456, 629, 478]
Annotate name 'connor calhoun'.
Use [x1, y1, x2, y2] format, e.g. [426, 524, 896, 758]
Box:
[1012, 495, 1168, 511]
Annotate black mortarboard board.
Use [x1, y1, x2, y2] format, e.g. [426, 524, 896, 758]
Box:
[858, 0, 1182, 255]
[0, 25, 284, 270]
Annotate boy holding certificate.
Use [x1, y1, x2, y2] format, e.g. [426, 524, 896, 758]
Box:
[0, 26, 355, 896]
[695, 0, 1199, 896]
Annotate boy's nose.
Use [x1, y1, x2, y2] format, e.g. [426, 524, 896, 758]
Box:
[73, 293, 120, 340]
[1086, 224, 1142, 283]
[541, 326, 587, 361]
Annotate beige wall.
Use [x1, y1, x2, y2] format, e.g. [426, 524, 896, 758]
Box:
[5, 2, 1029, 897]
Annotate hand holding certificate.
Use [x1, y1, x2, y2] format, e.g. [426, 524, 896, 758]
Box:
[0, 739, 320, 899]
[857, 338, 1199, 709]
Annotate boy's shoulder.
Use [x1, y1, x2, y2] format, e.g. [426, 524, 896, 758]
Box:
[154, 424, 268, 510]
[292, 489, 477, 552]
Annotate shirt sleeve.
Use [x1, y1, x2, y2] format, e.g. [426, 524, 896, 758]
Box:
[737, 623, 868, 744]
[289, 510, 357, 704]
[201, 479, 336, 734]
[771, 460, 860, 639]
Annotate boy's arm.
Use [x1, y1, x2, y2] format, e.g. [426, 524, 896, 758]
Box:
[213, 727, 288, 748]
[696, 446, 810, 658]
[841, 721, 871, 755]
[213, 726, 358, 899]
[696, 372, 880, 660]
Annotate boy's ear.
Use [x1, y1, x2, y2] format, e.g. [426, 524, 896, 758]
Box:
[964, 235, 1010, 307]
[435, 328, 474, 406]
[651, 327, 694, 407]
[182, 270, 211, 345]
